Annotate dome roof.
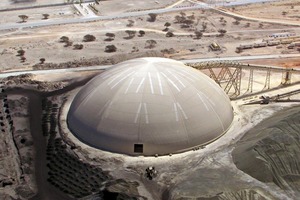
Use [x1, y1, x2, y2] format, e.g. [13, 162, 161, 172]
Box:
[67, 57, 233, 156]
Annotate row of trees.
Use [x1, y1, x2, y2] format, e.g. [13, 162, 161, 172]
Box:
[59, 36, 117, 52]
[220, 16, 262, 29]
[59, 30, 146, 45]
[16, 49, 45, 63]
[105, 30, 146, 41]
[60, 31, 146, 44]
[18, 14, 49, 23]
[57, 27, 223, 53]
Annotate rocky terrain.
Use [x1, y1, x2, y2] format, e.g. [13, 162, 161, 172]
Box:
[0, 90, 36, 199]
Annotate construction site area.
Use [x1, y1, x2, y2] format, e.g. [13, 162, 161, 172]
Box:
[0, 0, 300, 200]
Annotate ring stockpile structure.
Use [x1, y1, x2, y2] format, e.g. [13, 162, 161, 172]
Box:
[67, 57, 233, 156]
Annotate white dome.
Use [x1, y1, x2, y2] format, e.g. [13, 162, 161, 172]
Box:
[67, 57, 233, 156]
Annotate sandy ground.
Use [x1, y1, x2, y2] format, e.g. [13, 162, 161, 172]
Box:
[94, 0, 179, 15]
[242, 57, 300, 68]
[0, 7, 298, 71]
[0, 0, 179, 24]
[232, 0, 300, 22]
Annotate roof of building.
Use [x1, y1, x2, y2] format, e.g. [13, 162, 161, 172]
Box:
[67, 57, 233, 156]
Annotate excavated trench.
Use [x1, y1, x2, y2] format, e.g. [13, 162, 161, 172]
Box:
[5, 73, 144, 200]
[5, 77, 95, 200]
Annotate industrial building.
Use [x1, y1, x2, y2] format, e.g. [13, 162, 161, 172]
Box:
[67, 57, 234, 156]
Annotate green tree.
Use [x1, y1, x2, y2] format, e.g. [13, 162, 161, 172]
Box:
[124, 30, 136, 39]
[20, 56, 26, 62]
[138, 30, 145, 37]
[60, 36, 69, 43]
[18, 15, 28, 22]
[127, 20, 134, 27]
[105, 45, 117, 53]
[148, 13, 157, 22]
[194, 31, 203, 39]
[73, 44, 83, 50]
[40, 58, 46, 64]
[218, 29, 227, 37]
[83, 34, 96, 42]
[105, 33, 115, 41]
[164, 22, 171, 28]
[174, 15, 185, 23]
[106, 33, 115, 38]
[233, 18, 241, 25]
[42, 14, 50, 20]
[166, 31, 174, 37]
[17, 49, 25, 56]
[163, 22, 171, 31]
[145, 40, 157, 49]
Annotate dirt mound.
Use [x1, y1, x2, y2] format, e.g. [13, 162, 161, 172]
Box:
[2, 73, 66, 91]
[233, 106, 300, 195]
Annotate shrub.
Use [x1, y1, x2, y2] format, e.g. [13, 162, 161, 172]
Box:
[17, 49, 25, 56]
[42, 14, 50, 19]
[73, 44, 83, 50]
[83, 34, 96, 42]
[40, 58, 46, 64]
[124, 30, 136, 39]
[148, 13, 157, 22]
[145, 40, 157, 49]
[105, 45, 117, 53]
[166, 32, 174, 37]
[60, 36, 69, 43]
[138, 30, 145, 37]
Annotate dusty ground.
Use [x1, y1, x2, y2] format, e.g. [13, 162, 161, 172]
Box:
[94, 0, 179, 15]
[0, 7, 298, 71]
[242, 57, 300, 68]
[232, 0, 300, 22]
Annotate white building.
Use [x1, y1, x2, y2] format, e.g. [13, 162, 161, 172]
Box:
[67, 58, 233, 156]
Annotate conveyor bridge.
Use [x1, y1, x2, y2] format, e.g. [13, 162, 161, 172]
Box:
[187, 61, 300, 98]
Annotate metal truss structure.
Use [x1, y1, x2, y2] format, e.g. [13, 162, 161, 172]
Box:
[187, 61, 300, 99]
